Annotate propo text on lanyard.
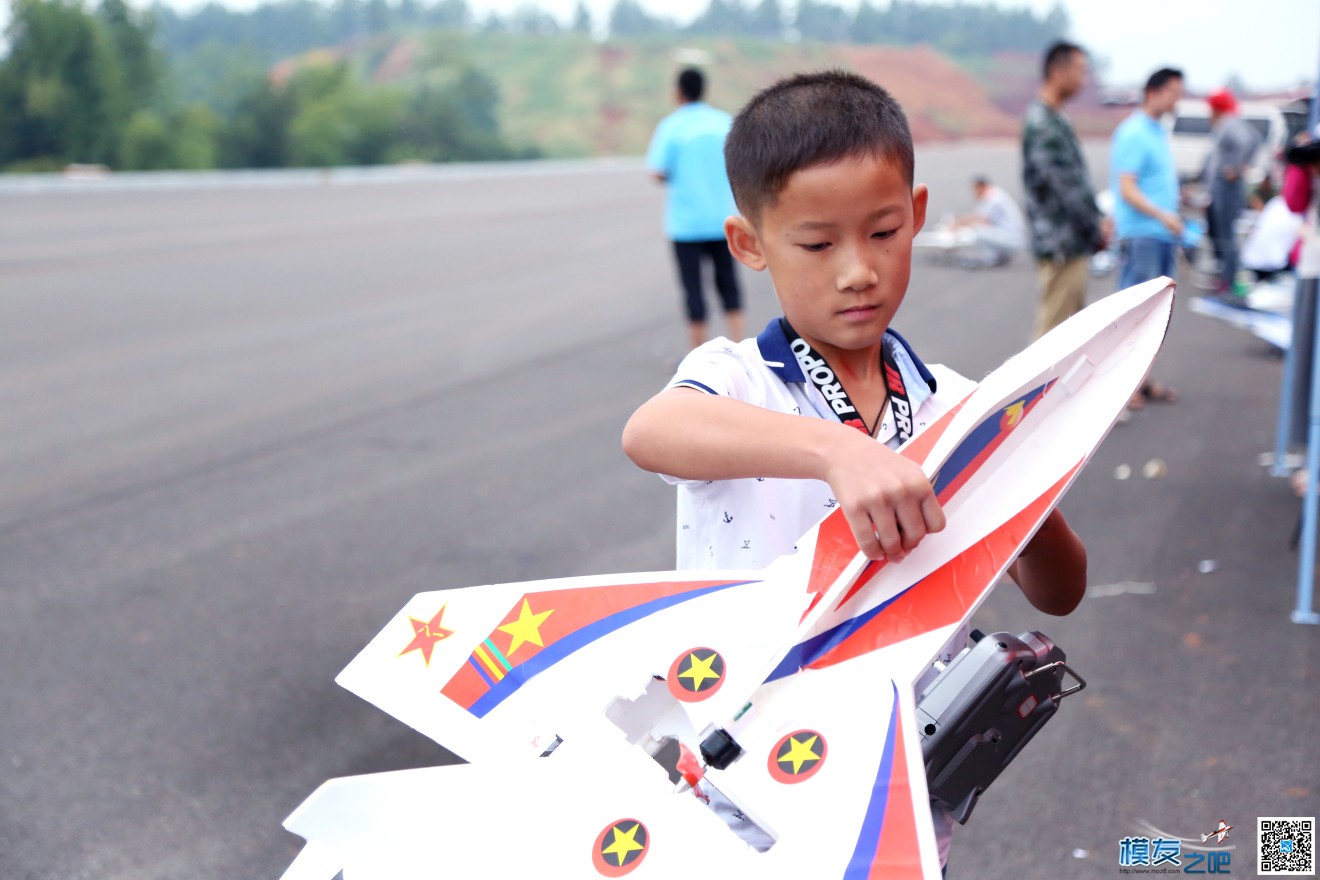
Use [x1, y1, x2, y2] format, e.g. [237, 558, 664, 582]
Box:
[781, 318, 914, 443]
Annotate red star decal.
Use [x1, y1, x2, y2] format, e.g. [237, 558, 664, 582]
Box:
[399, 605, 454, 666]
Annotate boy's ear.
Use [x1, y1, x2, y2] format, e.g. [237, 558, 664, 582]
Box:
[911, 184, 929, 236]
[724, 215, 767, 271]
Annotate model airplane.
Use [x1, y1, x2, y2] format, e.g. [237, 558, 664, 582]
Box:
[1188, 277, 1294, 351]
[912, 225, 1016, 269]
[1201, 820, 1234, 844]
[279, 277, 1176, 880]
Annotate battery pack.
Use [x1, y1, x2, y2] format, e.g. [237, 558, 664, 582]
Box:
[917, 630, 1084, 823]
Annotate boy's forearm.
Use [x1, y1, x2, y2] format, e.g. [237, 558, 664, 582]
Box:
[622, 388, 852, 483]
[1008, 509, 1087, 616]
[625, 389, 945, 562]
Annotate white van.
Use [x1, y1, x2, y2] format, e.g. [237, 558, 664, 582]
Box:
[1167, 99, 1286, 189]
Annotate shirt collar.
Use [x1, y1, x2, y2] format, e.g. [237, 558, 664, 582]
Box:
[754, 317, 938, 392]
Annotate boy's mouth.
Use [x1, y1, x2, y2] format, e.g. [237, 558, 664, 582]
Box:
[839, 304, 880, 319]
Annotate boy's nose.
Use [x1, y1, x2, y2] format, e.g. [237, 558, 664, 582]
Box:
[836, 247, 879, 292]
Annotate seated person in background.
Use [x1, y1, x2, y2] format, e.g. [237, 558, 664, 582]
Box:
[1240, 193, 1303, 281]
[947, 175, 1027, 267]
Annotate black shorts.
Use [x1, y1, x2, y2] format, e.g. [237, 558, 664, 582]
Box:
[672, 239, 742, 322]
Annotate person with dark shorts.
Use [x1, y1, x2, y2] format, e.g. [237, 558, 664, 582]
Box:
[647, 68, 744, 349]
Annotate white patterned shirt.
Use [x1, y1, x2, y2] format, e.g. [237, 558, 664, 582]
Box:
[661, 318, 977, 571]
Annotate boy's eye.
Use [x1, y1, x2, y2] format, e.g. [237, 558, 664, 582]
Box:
[872, 228, 899, 240]
[799, 242, 830, 252]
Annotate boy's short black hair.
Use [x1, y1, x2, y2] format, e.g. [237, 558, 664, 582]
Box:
[724, 70, 913, 223]
[1042, 41, 1084, 79]
[678, 68, 705, 102]
[1144, 67, 1183, 94]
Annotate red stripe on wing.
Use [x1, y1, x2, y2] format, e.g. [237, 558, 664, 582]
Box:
[814, 393, 973, 615]
[809, 464, 1079, 668]
[865, 704, 925, 879]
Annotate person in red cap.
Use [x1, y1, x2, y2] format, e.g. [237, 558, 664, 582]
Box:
[1203, 87, 1262, 295]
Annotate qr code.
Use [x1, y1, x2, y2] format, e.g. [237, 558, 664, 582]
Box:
[1259, 817, 1315, 875]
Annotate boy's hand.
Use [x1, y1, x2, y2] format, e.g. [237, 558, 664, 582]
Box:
[823, 430, 945, 562]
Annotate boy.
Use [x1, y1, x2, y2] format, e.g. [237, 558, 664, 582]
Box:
[624, 71, 1086, 617]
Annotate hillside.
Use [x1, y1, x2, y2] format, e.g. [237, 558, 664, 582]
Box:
[310, 31, 1130, 158]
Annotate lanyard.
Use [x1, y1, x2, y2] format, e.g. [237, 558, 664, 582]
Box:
[780, 318, 915, 444]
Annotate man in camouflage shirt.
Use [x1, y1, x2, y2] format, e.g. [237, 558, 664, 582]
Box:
[1022, 41, 1111, 338]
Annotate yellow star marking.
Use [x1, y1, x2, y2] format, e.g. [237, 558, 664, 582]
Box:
[497, 598, 554, 659]
[777, 734, 822, 775]
[678, 652, 721, 691]
[1003, 400, 1025, 428]
[601, 822, 645, 866]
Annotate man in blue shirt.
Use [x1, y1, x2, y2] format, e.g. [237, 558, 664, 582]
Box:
[1111, 67, 1184, 289]
[1110, 67, 1184, 406]
[647, 69, 743, 350]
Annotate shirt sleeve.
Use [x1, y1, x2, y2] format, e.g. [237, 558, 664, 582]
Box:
[1111, 124, 1146, 178]
[666, 338, 757, 402]
[646, 117, 674, 176]
[658, 340, 763, 486]
[1284, 162, 1313, 213]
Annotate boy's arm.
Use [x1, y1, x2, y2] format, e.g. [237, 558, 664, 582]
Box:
[1006, 509, 1087, 615]
[622, 387, 945, 562]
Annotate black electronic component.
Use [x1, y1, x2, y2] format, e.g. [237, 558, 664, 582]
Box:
[917, 630, 1085, 824]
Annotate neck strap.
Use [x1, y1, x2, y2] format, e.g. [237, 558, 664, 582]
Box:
[780, 319, 915, 443]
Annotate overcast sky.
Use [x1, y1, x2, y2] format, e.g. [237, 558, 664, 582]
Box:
[40, 0, 1317, 93]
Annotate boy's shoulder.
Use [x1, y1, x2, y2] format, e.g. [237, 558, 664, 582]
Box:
[665, 324, 787, 406]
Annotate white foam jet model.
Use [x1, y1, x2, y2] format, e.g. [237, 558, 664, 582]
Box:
[281, 278, 1176, 880]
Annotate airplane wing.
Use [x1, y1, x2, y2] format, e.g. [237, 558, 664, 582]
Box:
[1189, 294, 1291, 350]
[283, 649, 936, 880]
[282, 278, 1176, 879]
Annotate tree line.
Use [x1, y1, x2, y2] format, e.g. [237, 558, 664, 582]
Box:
[152, 0, 1068, 61]
[0, 0, 526, 171]
[0, 0, 1068, 173]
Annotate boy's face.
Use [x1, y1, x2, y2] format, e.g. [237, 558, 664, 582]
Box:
[726, 153, 927, 358]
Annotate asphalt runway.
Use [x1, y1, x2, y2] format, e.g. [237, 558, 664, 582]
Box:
[2, 143, 1316, 880]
